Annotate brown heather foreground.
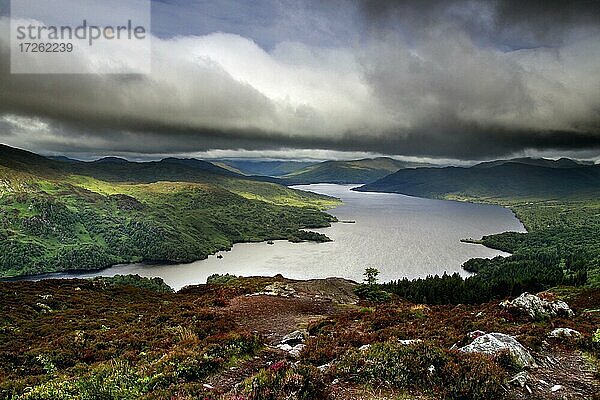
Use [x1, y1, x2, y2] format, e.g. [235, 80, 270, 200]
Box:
[0, 275, 599, 400]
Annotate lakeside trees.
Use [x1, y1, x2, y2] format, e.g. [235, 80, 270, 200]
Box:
[379, 201, 598, 305]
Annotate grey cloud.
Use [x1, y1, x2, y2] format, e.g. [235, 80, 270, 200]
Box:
[1, 1, 600, 160]
[359, 0, 600, 47]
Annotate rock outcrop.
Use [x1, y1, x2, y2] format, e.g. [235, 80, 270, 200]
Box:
[280, 330, 307, 346]
[249, 282, 296, 297]
[459, 332, 537, 368]
[548, 328, 582, 339]
[276, 330, 308, 358]
[501, 292, 574, 320]
[508, 371, 529, 388]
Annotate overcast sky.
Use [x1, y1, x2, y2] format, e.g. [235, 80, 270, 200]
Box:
[0, 0, 599, 161]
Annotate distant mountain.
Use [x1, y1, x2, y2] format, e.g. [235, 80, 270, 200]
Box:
[473, 157, 591, 169]
[92, 157, 131, 164]
[356, 158, 600, 199]
[47, 155, 81, 163]
[55, 156, 243, 184]
[214, 159, 317, 177]
[280, 157, 435, 185]
[161, 157, 241, 176]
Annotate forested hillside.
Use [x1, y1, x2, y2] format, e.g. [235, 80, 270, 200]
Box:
[0, 145, 339, 277]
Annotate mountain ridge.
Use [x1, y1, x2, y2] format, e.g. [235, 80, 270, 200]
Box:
[280, 157, 435, 185]
[356, 158, 600, 200]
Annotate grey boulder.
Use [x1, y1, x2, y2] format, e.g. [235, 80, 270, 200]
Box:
[548, 328, 582, 339]
[281, 330, 307, 346]
[501, 292, 574, 321]
[459, 332, 537, 368]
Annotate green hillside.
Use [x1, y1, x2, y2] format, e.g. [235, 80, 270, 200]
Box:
[281, 157, 434, 185]
[0, 145, 340, 277]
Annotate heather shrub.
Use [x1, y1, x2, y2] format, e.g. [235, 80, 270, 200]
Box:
[20, 361, 144, 400]
[205, 333, 262, 359]
[438, 352, 508, 399]
[93, 274, 174, 293]
[335, 341, 506, 400]
[301, 335, 340, 366]
[206, 273, 239, 285]
[302, 328, 371, 366]
[154, 333, 262, 385]
[242, 361, 328, 400]
[591, 328, 600, 359]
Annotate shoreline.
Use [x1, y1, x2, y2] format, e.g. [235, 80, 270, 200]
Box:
[0, 230, 339, 282]
[1, 188, 522, 284]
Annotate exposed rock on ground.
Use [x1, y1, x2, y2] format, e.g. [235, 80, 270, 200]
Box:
[459, 332, 537, 368]
[501, 292, 574, 320]
[250, 281, 297, 297]
[246, 277, 359, 304]
[398, 339, 422, 345]
[508, 371, 529, 388]
[548, 328, 583, 339]
[281, 329, 308, 346]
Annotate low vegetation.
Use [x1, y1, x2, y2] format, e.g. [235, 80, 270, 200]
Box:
[1, 273, 599, 399]
[0, 278, 262, 399]
[335, 341, 506, 399]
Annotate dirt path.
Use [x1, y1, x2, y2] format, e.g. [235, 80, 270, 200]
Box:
[206, 278, 358, 395]
[227, 294, 336, 344]
[509, 350, 600, 399]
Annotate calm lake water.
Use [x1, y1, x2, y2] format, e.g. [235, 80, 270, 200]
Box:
[19, 184, 525, 290]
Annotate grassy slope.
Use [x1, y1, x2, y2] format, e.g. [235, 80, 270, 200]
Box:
[0, 145, 340, 277]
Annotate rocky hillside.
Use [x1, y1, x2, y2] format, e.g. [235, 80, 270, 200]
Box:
[1, 275, 598, 399]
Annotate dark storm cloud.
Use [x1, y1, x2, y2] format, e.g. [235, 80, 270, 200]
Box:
[1, 0, 600, 160]
[359, 0, 600, 47]
[494, 0, 600, 45]
[353, 0, 600, 157]
[9, 113, 599, 160]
